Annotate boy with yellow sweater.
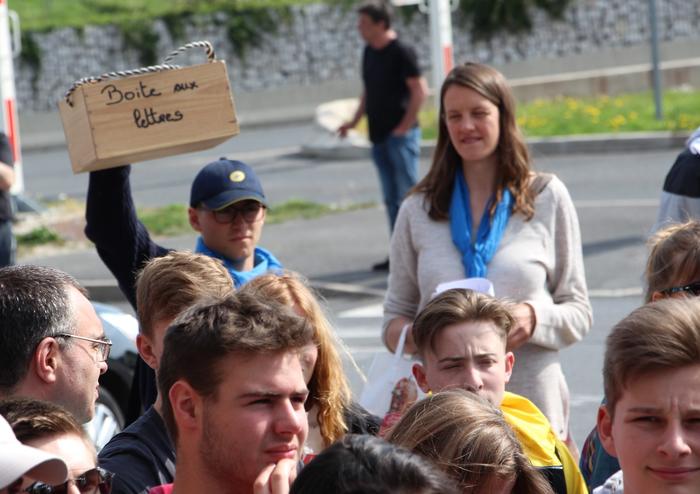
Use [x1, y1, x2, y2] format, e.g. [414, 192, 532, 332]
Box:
[411, 288, 587, 494]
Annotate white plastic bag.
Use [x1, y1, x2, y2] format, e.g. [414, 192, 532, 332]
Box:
[359, 325, 423, 417]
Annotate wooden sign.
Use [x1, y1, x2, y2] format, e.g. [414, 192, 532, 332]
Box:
[59, 60, 239, 173]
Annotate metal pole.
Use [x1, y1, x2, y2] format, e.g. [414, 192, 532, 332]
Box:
[648, 0, 663, 120]
[428, 0, 454, 110]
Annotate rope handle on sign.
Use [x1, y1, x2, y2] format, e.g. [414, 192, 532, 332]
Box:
[162, 40, 215, 64]
[63, 40, 216, 107]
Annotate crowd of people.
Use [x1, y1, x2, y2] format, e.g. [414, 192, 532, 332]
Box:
[2, 1, 700, 493]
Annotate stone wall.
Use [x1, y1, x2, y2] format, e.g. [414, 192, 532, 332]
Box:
[14, 0, 700, 112]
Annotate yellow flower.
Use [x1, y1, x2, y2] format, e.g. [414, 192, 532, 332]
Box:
[566, 98, 579, 110]
[610, 114, 627, 129]
[584, 106, 601, 117]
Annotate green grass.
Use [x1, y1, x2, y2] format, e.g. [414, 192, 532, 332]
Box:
[138, 199, 375, 236]
[15, 0, 319, 31]
[416, 89, 700, 140]
[16, 226, 64, 247]
[138, 203, 191, 237]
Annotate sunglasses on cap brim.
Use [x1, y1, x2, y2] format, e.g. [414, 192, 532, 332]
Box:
[661, 280, 700, 297]
[24, 467, 113, 494]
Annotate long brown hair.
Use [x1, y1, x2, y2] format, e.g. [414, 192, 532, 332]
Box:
[413, 62, 535, 220]
[386, 390, 554, 493]
[242, 271, 353, 446]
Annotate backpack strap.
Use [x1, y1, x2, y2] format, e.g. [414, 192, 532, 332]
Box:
[530, 172, 554, 196]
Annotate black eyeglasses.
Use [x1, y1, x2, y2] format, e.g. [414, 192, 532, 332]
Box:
[24, 467, 113, 494]
[54, 334, 112, 362]
[661, 280, 700, 297]
[203, 201, 265, 224]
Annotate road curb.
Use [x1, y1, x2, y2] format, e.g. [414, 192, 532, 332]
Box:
[300, 131, 688, 161]
[83, 278, 387, 304]
[82, 280, 127, 303]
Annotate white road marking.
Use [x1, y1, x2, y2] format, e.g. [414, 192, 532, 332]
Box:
[575, 198, 658, 208]
[569, 394, 604, 407]
[338, 303, 384, 318]
[589, 287, 643, 297]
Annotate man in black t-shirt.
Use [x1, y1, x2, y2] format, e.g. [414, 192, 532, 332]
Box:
[0, 132, 15, 267]
[339, 1, 427, 271]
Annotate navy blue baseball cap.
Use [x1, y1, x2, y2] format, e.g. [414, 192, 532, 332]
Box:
[189, 158, 267, 210]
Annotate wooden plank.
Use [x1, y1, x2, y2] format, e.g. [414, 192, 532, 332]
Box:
[58, 89, 99, 174]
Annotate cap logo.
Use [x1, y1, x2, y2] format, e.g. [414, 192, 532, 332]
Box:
[230, 171, 246, 183]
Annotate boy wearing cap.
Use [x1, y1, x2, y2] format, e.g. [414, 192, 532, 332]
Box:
[187, 159, 281, 284]
[84, 160, 281, 415]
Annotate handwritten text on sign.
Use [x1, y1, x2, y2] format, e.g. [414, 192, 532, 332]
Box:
[100, 80, 198, 129]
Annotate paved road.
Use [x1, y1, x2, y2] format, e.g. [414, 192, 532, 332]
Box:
[22, 122, 679, 446]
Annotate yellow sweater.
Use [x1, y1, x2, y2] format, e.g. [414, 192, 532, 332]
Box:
[501, 392, 588, 494]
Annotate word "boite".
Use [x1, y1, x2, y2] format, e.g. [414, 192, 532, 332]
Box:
[101, 81, 162, 106]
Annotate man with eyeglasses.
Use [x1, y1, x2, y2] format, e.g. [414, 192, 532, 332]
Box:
[85, 158, 281, 416]
[0, 265, 110, 424]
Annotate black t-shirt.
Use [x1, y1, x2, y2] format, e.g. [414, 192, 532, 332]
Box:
[362, 38, 421, 143]
[0, 132, 14, 221]
[98, 406, 176, 494]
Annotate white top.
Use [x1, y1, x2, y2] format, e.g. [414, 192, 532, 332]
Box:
[383, 175, 592, 436]
[593, 470, 624, 494]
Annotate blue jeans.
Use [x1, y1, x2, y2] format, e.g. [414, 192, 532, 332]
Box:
[371, 127, 420, 231]
[0, 220, 14, 267]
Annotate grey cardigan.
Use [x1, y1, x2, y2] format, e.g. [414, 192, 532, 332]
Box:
[383, 175, 592, 437]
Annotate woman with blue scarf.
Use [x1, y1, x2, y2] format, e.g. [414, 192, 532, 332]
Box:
[382, 63, 592, 454]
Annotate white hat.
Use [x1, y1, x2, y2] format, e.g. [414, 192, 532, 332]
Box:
[0, 415, 68, 489]
[432, 277, 496, 298]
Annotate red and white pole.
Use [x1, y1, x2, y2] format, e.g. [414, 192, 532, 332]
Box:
[0, 0, 23, 194]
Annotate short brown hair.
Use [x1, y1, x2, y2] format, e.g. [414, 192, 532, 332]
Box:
[158, 292, 314, 443]
[0, 397, 90, 446]
[603, 297, 700, 418]
[386, 390, 553, 493]
[135, 251, 233, 337]
[412, 289, 515, 356]
[644, 220, 700, 302]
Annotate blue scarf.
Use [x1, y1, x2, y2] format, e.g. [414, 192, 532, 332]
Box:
[195, 236, 283, 288]
[449, 171, 513, 277]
